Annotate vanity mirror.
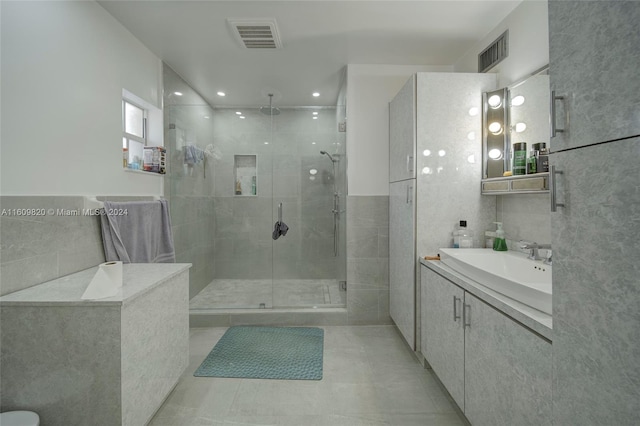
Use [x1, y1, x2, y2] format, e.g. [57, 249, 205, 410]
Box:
[482, 66, 551, 194]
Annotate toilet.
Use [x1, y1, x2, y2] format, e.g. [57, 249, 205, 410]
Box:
[0, 411, 40, 426]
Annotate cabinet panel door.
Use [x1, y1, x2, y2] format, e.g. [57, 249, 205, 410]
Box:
[389, 75, 416, 182]
[549, 0, 640, 150]
[464, 293, 552, 426]
[421, 267, 465, 410]
[389, 180, 416, 349]
[551, 138, 640, 425]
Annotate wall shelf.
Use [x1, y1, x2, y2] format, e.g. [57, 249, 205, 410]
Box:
[234, 155, 257, 196]
[481, 172, 549, 195]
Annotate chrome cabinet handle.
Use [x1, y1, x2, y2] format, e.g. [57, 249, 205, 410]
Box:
[453, 296, 461, 322]
[550, 165, 565, 212]
[551, 90, 566, 138]
[463, 303, 471, 329]
[406, 185, 413, 204]
[406, 154, 414, 173]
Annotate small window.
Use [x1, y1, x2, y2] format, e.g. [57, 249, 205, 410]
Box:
[122, 99, 147, 169]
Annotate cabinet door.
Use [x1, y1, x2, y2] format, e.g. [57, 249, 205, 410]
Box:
[464, 293, 552, 426]
[551, 138, 640, 425]
[389, 180, 416, 349]
[421, 267, 465, 410]
[389, 75, 416, 182]
[549, 0, 640, 150]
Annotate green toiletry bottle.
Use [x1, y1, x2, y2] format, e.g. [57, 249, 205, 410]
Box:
[493, 222, 508, 251]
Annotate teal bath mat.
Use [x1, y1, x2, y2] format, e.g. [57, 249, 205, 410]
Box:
[194, 326, 324, 380]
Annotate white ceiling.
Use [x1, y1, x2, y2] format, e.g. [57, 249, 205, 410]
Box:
[98, 0, 521, 108]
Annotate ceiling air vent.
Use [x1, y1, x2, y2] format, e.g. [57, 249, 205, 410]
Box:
[478, 30, 508, 73]
[228, 18, 282, 49]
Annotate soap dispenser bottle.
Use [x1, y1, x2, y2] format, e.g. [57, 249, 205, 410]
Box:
[493, 222, 508, 251]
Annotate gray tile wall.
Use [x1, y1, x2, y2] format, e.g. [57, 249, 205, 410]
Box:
[496, 193, 552, 250]
[0, 196, 105, 296]
[346, 196, 391, 325]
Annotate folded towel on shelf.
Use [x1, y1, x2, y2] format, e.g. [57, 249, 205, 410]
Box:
[272, 221, 289, 240]
[100, 200, 176, 263]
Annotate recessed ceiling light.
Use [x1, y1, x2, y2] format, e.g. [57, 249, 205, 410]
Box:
[312, 142, 316, 145]
[174, 91, 183, 96]
[239, 116, 245, 119]
[312, 92, 320, 97]
[313, 112, 318, 115]
[313, 117, 318, 120]
[235, 111, 242, 115]
[217, 91, 226, 97]
[264, 142, 269, 145]
[203, 116, 210, 119]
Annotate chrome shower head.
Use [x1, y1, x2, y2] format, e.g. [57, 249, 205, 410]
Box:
[260, 106, 280, 115]
[260, 93, 281, 115]
[320, 151, 337, 162]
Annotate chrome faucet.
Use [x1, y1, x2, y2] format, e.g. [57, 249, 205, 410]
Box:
[519, 241, 552, 262]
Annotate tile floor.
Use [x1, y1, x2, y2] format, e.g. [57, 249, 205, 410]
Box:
[150, 325, 467, 425]
[190, 279, 346, 310]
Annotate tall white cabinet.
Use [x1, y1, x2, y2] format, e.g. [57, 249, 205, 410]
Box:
[389, 72, 496, 350]
[549, 2, 640, 423]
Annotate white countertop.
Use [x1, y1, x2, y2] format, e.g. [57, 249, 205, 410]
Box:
[420, 257, 552, 340]
[0, 263, 192, 307]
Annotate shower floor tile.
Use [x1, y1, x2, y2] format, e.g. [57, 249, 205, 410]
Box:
[190, 279, 346, 310]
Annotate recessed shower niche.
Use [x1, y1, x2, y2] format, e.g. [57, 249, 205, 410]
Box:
[234, 154, 257, 196]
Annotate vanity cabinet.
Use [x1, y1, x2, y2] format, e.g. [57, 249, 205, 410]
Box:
[389, 74, 416, 183]
[421, 265, 552, 426]
[548, 0, 640, 150]
[422, 269, 465, 409]
[389, 72, 496, 350]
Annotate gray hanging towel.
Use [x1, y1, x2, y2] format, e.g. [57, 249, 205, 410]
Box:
[100, 200, 176, 263]
[272, 221, 289, 240]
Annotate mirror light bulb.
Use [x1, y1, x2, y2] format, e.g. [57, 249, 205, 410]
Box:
[438, 150, 446, 157]
[423, 149, 431, 157]
[488, 95, 502, 108]
[488, 149, 503, 160]
[511, 95, 525, 106]
[488, 122, 503, 134]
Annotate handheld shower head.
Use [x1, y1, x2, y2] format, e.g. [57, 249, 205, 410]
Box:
[320, 151, 337, 162]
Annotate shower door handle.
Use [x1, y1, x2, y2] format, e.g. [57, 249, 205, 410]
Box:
[278, 202, 283, 222]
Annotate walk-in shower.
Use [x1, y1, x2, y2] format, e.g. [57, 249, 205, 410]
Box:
[171, 93, 348, 311]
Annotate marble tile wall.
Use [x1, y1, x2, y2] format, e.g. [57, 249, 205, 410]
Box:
[0, 304, 122, 424]
[346, 196, 391, 325]
[496, 193, 552, 250]
[0, 196, 105, 296]
[121, 270, 189, 425]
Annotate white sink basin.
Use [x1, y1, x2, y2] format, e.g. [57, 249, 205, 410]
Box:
[438, 248, 552, 315]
